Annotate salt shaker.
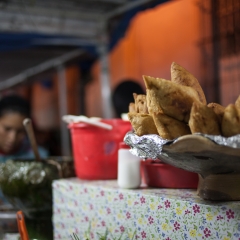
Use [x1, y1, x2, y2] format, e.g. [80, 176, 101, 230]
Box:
[117, 142, 141, 189]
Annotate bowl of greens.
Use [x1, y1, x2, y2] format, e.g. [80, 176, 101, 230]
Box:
[0, 157, 75, 219]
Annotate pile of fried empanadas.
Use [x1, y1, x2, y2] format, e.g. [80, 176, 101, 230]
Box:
[128, 62, 240, 140]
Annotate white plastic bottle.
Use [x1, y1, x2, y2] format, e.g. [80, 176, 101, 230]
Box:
[117, 142, 141, 189]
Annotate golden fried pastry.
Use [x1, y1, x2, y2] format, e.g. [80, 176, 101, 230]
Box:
[235, 95, 240, 109]
[171, 62, 207, 105]
[143, 75, 200, 123]
[152, 112, 191, 140]
[145, 88, 163, 115]
[222, 104, 240, 137]
[189, 101, 221, 135]
[207, 102, 225, 124]
[127, 113, 158, 136]
[128, 102, 136, 113]
[133, 93, 148, 114]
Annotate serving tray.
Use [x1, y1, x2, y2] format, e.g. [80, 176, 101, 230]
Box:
[125, 132, 240, 200]
[125, 132, 240, 177]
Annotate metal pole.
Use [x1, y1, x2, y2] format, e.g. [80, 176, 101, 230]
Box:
[57, 64, 71, 156]
[211, 0, 220, 103]
[98, 20, 114, 118]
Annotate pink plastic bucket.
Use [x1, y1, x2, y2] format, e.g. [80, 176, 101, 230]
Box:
[69, 119, 132, 180]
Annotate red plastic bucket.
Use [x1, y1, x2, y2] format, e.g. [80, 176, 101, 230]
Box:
[69, 119, 132, 180]
[141, 160, 198, 188]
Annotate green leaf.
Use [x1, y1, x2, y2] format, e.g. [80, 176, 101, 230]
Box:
[109, 231, 124, 240]
[84, 221, 91, 239]
[227, 232, 232, 237]
[131, 230, 137, 240]
[117, 231, 124, 240]
[96, 232, 106, 240]
[104, 228, 109, 238]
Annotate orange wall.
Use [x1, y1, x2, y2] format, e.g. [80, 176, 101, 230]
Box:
[86, 0, 204, 117]
[32, 65, 80, 130]
[65, 65, 81, 115]
[85, 63, 103, 117]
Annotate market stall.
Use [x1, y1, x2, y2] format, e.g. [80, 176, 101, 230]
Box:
[52, 59, 240, 239]
[1, 1, 240, 240]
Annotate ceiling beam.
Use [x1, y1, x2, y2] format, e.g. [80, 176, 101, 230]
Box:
[2, 5, 103, 21]
[31, 38, 98, 46]
[104, 0, 157, 19]
[86, 0, 127, 3]
[0, 11, 99, 38]
[0, 49, 85, 91]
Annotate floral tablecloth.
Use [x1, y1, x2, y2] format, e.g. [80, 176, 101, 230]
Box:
[52, 178, 240, 240]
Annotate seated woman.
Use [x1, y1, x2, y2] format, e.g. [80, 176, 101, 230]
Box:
[0, 94, 48, 162]
[0, 94, 49, 205]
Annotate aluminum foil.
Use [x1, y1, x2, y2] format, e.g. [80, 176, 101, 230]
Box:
[194, 133, 240, 148]
[124, 131, 240, 160]
[124, 131, 173, 159]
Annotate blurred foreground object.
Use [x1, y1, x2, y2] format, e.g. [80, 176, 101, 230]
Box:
[0, 157, 74, 219]
[16, 211, 29, 240]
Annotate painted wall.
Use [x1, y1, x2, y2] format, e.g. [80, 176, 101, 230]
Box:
[85, 63, 103, 118]
[86, 0, 206, 118]
[31, 65, 80, 130]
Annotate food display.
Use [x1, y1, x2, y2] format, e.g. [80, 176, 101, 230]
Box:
[125, 62, 240, 200]
[128, 62, 240, 140]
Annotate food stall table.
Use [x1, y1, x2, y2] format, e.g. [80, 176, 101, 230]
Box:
[53, 178, 240, 240]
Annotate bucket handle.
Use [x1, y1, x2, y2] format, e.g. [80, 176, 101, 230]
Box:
[62, 115, 113, 130]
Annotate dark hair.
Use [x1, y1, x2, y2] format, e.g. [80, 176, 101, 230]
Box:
[0, 95, 31, 118]
[112, 80, 145, 117]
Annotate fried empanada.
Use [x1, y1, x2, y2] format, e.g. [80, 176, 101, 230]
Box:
[171, 62, 207, 105]
[145, 88, 163, 115]
[128, 102, 136, 113]
[152, 112, 191, 140]
[143, 75, 200, 123]
[235, 95, 240, 109]
[189, 101, 221, 135]
[127, 113, 158, 136]
[207, 102, 225, 124]
[222, 104, 240, 137]
[133, 93, 148, 114]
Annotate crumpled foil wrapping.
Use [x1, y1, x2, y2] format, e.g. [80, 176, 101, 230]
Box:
[195, 133, 240, 148]
[124, 132, 172, 159]
[124, 131, 240, 160]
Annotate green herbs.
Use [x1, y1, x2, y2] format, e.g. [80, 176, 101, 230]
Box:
[0, 159, 59, 218]
[71, 222, 136, 240]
